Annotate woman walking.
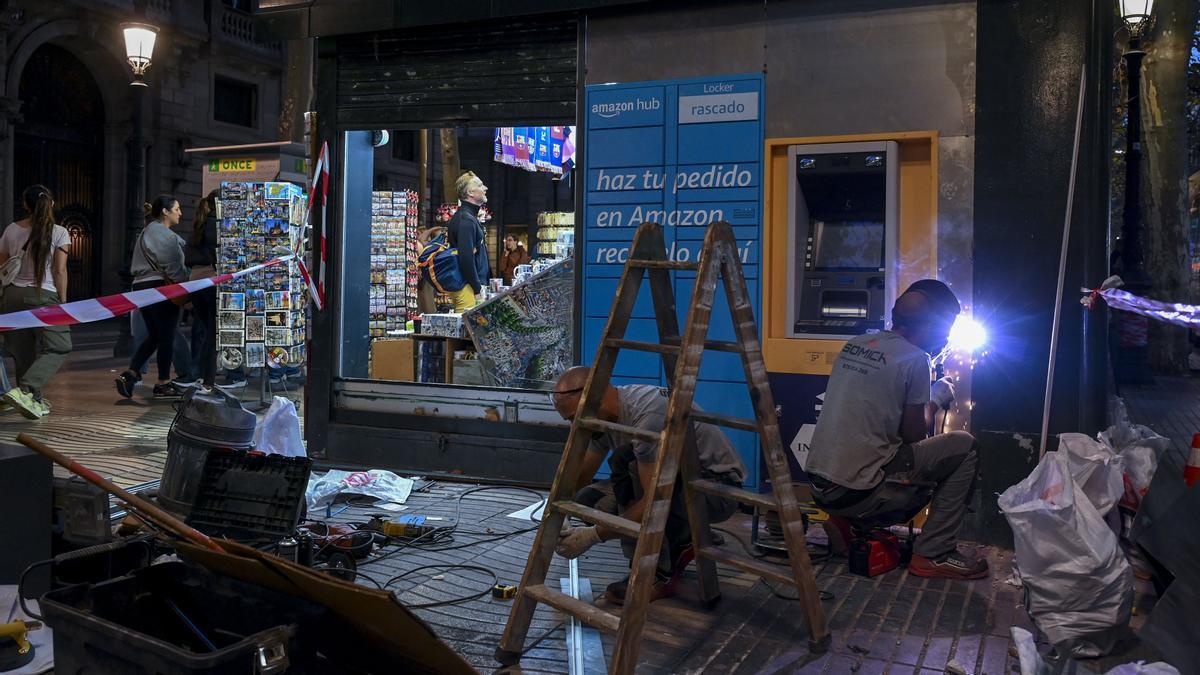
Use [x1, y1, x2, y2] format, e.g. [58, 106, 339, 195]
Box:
[185, 189, 219, 389]
[115, 195, 189, 399]
[0, 185, 72, 419]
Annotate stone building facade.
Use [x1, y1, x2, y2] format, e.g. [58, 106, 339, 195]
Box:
[0, 0, 292, 297]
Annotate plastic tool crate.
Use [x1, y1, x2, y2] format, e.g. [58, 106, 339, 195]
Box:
[185, 450, 312, 543]
[40, 561, 355, 674]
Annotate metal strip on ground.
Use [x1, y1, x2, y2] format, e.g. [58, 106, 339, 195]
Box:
[560, 558, 606, 675]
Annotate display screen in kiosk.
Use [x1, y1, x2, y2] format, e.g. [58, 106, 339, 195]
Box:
[786, 142, 898, 340]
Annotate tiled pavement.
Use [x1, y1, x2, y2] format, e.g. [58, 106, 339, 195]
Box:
[8, 326, 1195, 673]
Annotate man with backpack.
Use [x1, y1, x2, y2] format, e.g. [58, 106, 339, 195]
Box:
[444, 171, 491, 311]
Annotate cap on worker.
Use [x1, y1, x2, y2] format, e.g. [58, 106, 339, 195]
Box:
[903, 279, 960, 317]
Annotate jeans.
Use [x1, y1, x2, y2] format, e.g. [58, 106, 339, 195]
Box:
[129, 284, 183, 382]
[811, 430, 979, 559]
[189, 287, 217, 386]
[1, 286, 71, 398]
[132, 308, 191, 379]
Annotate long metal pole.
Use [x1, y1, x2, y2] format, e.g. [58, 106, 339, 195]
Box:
[113, 82, 145, 357]
[1039, 65, 1087, 458]
[1120, 36, 1146, 285]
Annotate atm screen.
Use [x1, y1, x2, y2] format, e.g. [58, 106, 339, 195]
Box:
[812, 221, 884, 270]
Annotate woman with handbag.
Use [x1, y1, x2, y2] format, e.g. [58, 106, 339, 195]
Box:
[0, 184, 72, 419]
[185, 189, 220, 389]
[114, 195, 190, 399]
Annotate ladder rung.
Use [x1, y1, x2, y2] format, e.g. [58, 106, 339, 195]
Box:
[689, 479, 778, 511]
[553, 501, 641, 539]
[628, 259, 700, 270]
[576, 417, 660, 444]
[696, 545, 794, 586]
[664, 337, 743, 353]
[523, 584, 621, 633]
[691, 411, 759, 432]
[605, 339, 680, 355]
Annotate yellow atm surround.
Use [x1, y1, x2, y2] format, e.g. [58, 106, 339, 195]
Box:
[763, 132, 939, 375]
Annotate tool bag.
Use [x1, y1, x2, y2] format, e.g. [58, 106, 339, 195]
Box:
[417, 233, 465, 294]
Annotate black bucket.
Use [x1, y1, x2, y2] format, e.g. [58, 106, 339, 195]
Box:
[158, 388, 256, 519]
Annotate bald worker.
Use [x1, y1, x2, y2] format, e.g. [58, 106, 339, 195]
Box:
[549, 366, 747, 605]
[806, 279, 988, 579]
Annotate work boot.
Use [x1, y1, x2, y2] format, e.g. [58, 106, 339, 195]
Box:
[821, 516, 854, 556]
[909, 550, 989, 580]
[604, 546, 694, 606]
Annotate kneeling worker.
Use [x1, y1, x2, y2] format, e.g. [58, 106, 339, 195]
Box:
[806, 279, 988, 579]
[549, 366, 747, 604]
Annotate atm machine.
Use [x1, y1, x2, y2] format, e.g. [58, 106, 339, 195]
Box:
[786, 141, 899, 340]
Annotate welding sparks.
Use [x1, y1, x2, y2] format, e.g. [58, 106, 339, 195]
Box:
[949, 315, 988, 353]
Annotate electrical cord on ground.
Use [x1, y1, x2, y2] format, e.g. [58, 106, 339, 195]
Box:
[710, 525, 831, 567]
[759, 578, 834, 603]
[383, 564, 499, 609]
[308, 564, 385, 590]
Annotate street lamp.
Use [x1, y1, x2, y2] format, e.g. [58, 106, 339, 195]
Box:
[1113, 0, 1154, 383]
[113, 20, 158, 357]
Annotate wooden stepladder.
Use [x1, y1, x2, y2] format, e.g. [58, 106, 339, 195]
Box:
[495, 222, 830, 673]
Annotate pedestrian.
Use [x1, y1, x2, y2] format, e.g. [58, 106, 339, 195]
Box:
[185, 189, 219, 389]
[0, 185, 72, 418]
[445, 171, 490, 311]
[114, 195, 190, 399]
[498, 234, 531, 286]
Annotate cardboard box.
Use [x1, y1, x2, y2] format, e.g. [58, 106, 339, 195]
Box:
[370, 338, 414, 381]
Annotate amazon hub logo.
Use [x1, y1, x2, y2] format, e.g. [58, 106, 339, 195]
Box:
[591, 95, 661, 119]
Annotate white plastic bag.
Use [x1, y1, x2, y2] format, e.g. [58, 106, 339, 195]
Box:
[1059, 433, 1123, 516]
[305, 469, 414, 510]
[999, 452, 1132, 658]
[1104, 662, 1181, 675]
[253, 396, 306, 458]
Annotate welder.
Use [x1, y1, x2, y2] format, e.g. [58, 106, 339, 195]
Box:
[805, 279, 988, 580]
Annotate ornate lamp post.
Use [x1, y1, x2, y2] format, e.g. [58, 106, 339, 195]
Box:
[1112, 0, 1154, 383]
[113, 20, 158, 357]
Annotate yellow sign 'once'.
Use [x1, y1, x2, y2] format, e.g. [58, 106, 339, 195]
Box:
[208, 158, 257, 172]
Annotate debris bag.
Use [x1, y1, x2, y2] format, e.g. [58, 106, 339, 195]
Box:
[999, 452, 1133, 658]
[252, 396, 306, 458]
[305, 469, 414, 510]
[1059, 433, 1123, 516]
[1098, 398, 1170, 510]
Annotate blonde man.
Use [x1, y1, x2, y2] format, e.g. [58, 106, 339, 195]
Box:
[445, 171, 491, 311]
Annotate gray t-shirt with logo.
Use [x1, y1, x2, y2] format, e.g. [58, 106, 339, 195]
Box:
[806, 331, 931, 490]
[588, 384, 747, 483]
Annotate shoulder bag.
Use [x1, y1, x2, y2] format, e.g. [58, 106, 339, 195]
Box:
[0, 239, 30, 288]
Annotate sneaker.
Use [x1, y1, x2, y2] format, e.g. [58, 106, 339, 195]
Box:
[3, 387, 45, 420]
[152, 383, 181, 398]
[169, 378, 201, 393]
[215, 376, 246, 389]
[909, 550, 989, 580]
[114, 370, 139, 399]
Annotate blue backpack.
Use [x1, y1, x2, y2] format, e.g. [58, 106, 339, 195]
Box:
[417, 233, 465, 293]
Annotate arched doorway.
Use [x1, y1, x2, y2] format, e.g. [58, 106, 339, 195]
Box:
[13, 44, 104, 301]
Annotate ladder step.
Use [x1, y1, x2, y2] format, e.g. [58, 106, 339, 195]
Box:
[689, 479, 778, 512]
[553, 501, 641, 539]
[691, 410, 759, 432]
[696, 546, 795, 586]
[628, 259, 700, 270]
[523, 584, 621, 633]
[576, 416, 660, 444]
[605, 339, 680, 355]
[664, 337, 743, 353]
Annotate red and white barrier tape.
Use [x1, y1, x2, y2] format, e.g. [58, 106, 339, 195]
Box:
[0, 255, 293, 332]
[1082, 275, 1200, 329]
[307, 141, 330, 310]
